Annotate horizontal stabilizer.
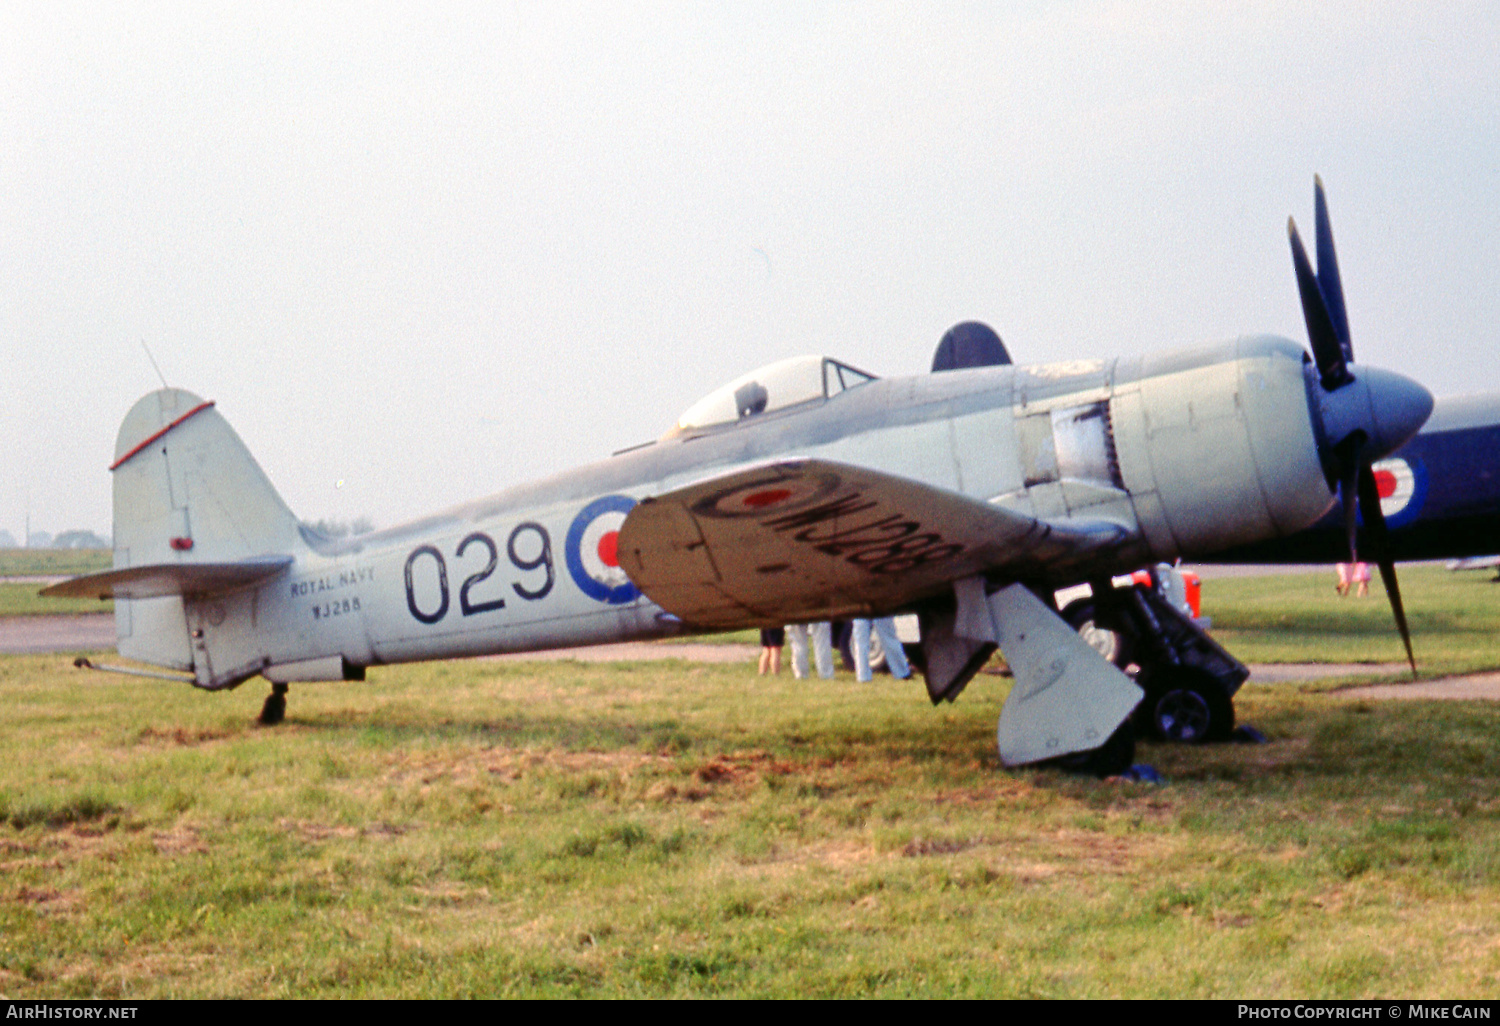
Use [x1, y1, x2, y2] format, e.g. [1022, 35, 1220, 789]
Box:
[618, 458, 1131, 628]
[40, 556, 293, 601]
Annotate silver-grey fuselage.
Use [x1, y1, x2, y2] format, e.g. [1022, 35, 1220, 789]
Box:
[166, 334, 1344, 689]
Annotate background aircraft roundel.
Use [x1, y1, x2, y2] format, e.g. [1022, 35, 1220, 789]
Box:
[565, 495, 641, 604]
[1370, 457, 1425, 527]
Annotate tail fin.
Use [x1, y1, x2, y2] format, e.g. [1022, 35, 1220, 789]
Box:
[111, 388, 300, 564]
[105, 389, 300, 676]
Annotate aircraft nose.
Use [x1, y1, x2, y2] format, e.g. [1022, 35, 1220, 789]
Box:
[1312, 364, 1434, 462]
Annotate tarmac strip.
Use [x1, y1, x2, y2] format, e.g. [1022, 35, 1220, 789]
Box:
[7, 613, 1500, 699]
[1328, 675, 1500, 701]
[0, 614, 117, 655]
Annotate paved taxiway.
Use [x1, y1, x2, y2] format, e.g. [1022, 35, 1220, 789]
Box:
[7, 612, 1500, 698]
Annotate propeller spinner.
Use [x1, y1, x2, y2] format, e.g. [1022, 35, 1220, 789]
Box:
[1290, 177, 1433, 673]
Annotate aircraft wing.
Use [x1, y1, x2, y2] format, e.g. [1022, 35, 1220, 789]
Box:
[617, 459, 1132, 628]
[40, 556, 294, 601]
[1447, 555, 1500, 572]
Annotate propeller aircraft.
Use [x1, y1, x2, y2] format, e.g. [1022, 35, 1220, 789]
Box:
[45, 180, 1434, 774]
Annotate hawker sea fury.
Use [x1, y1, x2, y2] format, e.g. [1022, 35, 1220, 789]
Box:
[48, 180, 1433, 775]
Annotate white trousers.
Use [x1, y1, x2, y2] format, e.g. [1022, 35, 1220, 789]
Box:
[786, 622, 834, 679]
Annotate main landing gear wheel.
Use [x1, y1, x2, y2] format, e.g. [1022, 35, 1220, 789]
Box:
[259, 682, 289, 726]
[1050, 721, 1136, 778]
[1135, 669, 1234, 744]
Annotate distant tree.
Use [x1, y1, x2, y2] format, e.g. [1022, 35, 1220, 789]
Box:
[28, 531, 52, 548]
[53, 529, 111, 549]
[0, 529, 15, 548]
[301, 517, 376, 539]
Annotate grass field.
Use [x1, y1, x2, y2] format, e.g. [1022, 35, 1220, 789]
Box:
[0, 548, 113, 618]
[0, 584, 112, 617]
[2, 564, 1499, 998]
[0, 549, 110, 578]
[1206, 564, 1500, 678]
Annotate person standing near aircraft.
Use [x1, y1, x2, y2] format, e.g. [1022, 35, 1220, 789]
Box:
[787, 622, 834, 679]
[851, 617, 912, 682]
[758, 627, 783, 675]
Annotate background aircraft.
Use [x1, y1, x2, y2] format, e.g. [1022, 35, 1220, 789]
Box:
[45, 183, 1433, 775]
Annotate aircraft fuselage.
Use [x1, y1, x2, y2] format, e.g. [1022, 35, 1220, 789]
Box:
[149, 335, 1340, 689]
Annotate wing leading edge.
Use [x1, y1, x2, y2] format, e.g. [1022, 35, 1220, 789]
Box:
[617, 458, 1134, 628]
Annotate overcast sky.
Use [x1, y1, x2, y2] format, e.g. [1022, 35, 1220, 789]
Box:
[3, 2, 1497, 540]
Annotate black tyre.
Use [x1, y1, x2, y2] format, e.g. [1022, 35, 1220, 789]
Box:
[1062, 600, 1133, 669]
[258, 683, 289, 726]
[1135, 668, 1234, 743]
[1050, 721, 1136, 778]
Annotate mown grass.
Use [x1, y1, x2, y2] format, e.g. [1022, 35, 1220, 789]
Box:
[1202, 564, 1500, 676]
[0, 547, 113, 618]
[0, 584, 112, 617]
[1, 641, 1498, 998]
[0, 549, 110, 577]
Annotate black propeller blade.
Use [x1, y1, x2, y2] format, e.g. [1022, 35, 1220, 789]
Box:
[1356, 462, 1417, 673]
[1313, 175, 1353, 362]
[1291, 178, 1418, 676]
[1289, 219, 1352, 389]
[1334, 436, 1361, 564]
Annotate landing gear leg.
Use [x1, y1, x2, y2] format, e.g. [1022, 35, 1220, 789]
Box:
[259, 682, 288, 726]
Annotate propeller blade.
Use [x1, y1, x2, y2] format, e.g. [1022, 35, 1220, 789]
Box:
[1330, 432, 1364, 561]
[1313, 175, 1353, 362]
[1357, 462, 1417, 675]
[1341, 461, 1360, 563]
[1289, 219, 1352, 389]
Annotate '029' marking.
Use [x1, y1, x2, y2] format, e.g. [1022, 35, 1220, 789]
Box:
[403, 522, 555, 625]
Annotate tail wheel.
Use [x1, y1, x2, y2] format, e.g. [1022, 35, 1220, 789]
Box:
[258, 682, 289, 726]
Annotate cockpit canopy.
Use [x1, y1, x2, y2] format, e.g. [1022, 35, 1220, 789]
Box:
[671, 355, 878, 435]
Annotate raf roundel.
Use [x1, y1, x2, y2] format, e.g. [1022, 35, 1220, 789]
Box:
[1370, 456, 1426, 528]
[565, 495, 641, 604]
[692, 468, 841, 519]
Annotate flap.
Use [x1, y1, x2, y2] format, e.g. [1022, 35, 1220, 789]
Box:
[617, 458, 1132, 628]
[40, 556, 294, 601]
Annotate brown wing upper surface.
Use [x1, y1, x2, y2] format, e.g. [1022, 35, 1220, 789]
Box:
[617, 459, 1132, 628]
